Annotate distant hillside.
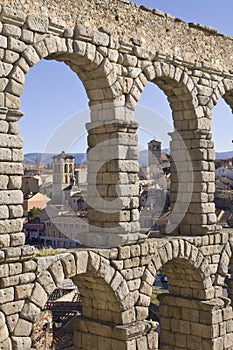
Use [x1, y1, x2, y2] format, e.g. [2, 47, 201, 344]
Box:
[138, 150, 233, 163]
[216, 151, 233, 160]
[24, 153, 86, 165]
[24, 149, 233, 166]
[24, 151, 159, 165]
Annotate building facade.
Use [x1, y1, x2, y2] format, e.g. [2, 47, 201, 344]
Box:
[43, 215, 88, 248]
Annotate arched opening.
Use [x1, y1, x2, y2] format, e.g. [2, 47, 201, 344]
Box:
[136, 82, 172, 233]
[29, 252, 126, 349]
[136, 62, 198, 236]
[31, 282, 81, 349]
[19, 59, 88, 156]
[153, 254, 213, 349]
[210, 82, 233, 302]
[159, 258, 210, 350]
[145, 241, 216, 350]
[212, 96, 233, 230]
[19, 57, 90, 251]
[149, 267, 169, 347]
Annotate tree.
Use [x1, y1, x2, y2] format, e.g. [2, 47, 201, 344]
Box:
[28, 207, 41, 223]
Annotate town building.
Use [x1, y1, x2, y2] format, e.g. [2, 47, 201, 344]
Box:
[40, 204, 71, 222]
[216, 165, 233, 181]
[23, 222, 45, 246]
[23, 192, 51, 216]
[22, 175, 41, 195]
[42, 214, 88, 248]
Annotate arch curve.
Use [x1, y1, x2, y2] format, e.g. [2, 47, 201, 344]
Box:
[148, 239, 213, 300]
[126, 61, 200, 130]
[8, 29, 122, 110]
[211, 78, 233, 113]
[216, 240, 232, 286]
[23, 251, 130, 327]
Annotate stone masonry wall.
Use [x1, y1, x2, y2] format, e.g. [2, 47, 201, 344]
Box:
[0, 0, 233, 72]
[2, 234, 232, 349]
[0, 1, 233, 349]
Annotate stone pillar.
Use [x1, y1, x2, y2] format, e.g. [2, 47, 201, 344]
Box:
[73, 317, 159, 350]
[0, 108, 24, 247]
[159, 294, 233, 350]
[0, 108, 36, 347]
[83, 120, 141, 247]
[167, 129, 219, 235]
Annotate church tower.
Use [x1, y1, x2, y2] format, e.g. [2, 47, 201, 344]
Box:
[148, 140, 161, 168]
[52, 151, 75, 203]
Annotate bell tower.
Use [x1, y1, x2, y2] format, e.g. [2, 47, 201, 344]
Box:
[52, 151, 75, 203]
[148, 139, 161, 168]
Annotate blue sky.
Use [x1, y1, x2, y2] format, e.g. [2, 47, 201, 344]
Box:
[20, 0, 233, 154]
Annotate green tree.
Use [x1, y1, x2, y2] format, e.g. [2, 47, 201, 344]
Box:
[28, 207, 41, 223]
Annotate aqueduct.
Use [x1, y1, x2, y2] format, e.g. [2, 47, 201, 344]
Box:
[0, 0, 233, 349]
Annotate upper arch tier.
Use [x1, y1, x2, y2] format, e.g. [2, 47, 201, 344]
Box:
[0, 0, 233, 72]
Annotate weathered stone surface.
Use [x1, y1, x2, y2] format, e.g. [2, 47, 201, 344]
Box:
[13, 318, 32, 336]
[11, 337, 31, 350]
[20, 301, 40, 322]
[2, 24, 21, 38]
[0, 323, 8, 342]
[0, 300, 24, 315]
[37, 270, 56, 295]
[0, 287, 14, 304]
[0, 311, 5, 329]
[61, 254, 76, 278]
[75, 250, 88, 274]
[26, 15, 48, 33]
[15, 284, 33, 300]
[30, 282, 48, 307]
[10, 232, 25, 247]
[6, 313, 19, 334]
[0, 2, 232, 349]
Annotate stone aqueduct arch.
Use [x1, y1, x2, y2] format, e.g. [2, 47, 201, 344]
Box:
[0, 0, 233, 349]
